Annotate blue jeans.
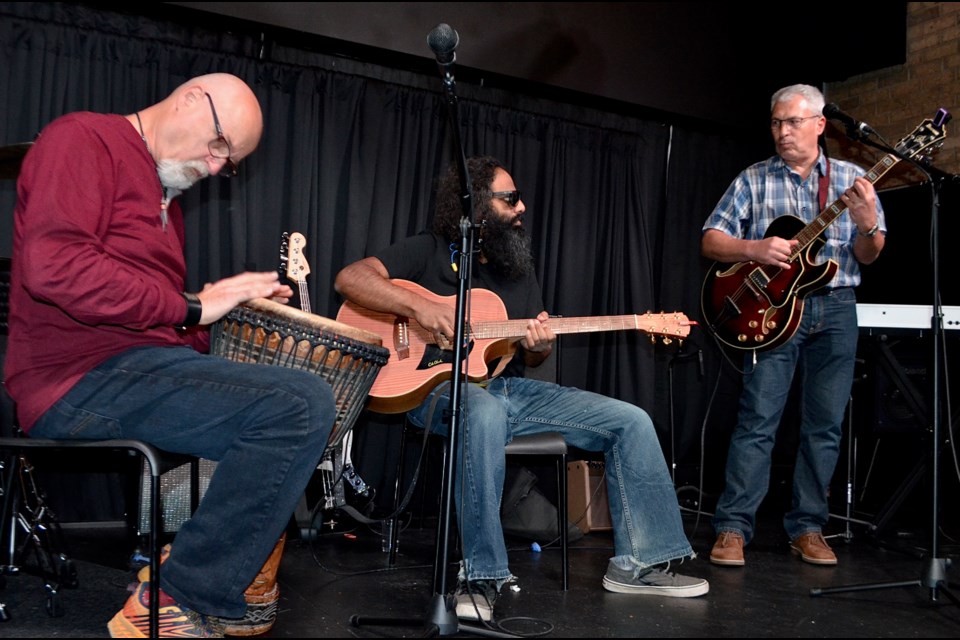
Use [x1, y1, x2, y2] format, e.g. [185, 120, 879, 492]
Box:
[713, 287, 859, 544]
[407, 376, 694, 585]
[30, 345, 335, 618]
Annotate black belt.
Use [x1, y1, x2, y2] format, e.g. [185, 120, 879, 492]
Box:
[807, 286, 852, 298]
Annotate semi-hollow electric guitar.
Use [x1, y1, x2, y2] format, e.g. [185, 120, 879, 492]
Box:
[336, 279, 694, 414]
[701, 113, 948, 352]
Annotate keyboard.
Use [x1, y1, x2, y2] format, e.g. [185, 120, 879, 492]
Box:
[856, 304, 960, 332]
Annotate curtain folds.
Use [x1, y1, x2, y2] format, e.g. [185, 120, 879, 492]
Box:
[0, 2, 766, 485]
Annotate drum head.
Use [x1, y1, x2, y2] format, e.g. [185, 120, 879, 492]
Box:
[243, 298, 383, 347]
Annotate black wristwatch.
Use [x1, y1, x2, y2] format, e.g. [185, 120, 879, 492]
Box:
[181, 292, 203, 326]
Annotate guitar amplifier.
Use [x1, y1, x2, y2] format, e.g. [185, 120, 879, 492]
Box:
[137, 458, 217, 534]
[137, 447, 347, 534]
[567, 460, 612, 534]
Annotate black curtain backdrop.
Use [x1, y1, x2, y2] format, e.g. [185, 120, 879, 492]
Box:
[0, 2, 772, 515]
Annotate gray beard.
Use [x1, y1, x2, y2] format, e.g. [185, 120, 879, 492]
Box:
[480, 216, 534, 281]
[156, 159, 208, 191]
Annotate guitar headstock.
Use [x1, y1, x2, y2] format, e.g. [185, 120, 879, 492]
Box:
[895, 110, 949, 164]
[638, 311, 696, 345]
[280, 231, 310, 282]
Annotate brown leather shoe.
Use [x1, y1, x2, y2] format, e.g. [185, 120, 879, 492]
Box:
[710, 531, 745, 566]
[790, 531, 837, 565]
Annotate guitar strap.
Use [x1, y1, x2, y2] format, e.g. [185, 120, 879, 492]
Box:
[818, 157, 830, 211]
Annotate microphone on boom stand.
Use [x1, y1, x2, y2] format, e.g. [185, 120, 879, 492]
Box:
[349, 24, 517, 638]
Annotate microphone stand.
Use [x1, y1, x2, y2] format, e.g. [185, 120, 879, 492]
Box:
[350, 25, 515, 638]
[811, 110, 959, 606]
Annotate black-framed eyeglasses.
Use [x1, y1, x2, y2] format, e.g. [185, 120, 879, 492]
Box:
[770, 115, 821, 130]
[204, 93, 238, 177]
[492, 190, 522, 207]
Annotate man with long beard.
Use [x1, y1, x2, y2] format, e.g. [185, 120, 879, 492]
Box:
[335, 156, 708, 624]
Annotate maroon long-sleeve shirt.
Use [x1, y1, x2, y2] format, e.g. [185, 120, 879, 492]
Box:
[4, 112, 204, 431]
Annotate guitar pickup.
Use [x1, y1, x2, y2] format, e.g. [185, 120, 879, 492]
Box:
[745, 268, 770, 299]
[393, 317, 410, 360]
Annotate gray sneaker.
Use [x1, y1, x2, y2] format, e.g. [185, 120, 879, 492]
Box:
[602, 561, 709, 597]
[453, 579, 499, 622]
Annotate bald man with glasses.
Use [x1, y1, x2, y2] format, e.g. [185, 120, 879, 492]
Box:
[5, 73, 335, 637]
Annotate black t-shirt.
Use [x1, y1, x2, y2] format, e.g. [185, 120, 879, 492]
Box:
[374, 232, 545, 378]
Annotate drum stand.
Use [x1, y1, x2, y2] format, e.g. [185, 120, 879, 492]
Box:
[1, 449, 78, 620]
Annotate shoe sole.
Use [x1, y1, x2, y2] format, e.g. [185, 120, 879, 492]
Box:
[220, 584, 280, 636]
[455, 603, 493, 622]
[790, 547, 837, 565]
[107, 611, 146, 638]
[709, 554, 745, 567]
[602, 576, 709, 597]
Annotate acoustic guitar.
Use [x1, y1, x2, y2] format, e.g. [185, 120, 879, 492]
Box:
[336, 279, 694, 414]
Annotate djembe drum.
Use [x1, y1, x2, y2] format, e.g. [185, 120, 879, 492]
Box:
[210, 297, 389, 449]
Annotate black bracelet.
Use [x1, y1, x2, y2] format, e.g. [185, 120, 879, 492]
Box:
[181, 292, 203, 327]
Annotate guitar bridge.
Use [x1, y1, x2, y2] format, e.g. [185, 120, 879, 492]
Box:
[393, 317, 410, 360]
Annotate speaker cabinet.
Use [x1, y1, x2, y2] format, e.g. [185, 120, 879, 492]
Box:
[138, 459, 216, 534]
[567, 460, 612, 534]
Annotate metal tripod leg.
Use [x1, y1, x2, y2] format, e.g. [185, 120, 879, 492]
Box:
[826, 394, 875, 542]
[0, 452, 77, 619]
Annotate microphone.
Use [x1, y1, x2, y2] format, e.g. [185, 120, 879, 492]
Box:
[427, 23, 459, 80]
[822, 103, 877, 138]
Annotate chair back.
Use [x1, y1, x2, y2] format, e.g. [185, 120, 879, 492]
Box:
[0, 256, 10, 337]
[1, 257, 13, 436]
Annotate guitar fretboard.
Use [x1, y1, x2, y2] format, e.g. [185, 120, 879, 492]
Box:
[298, 280, 311, 314]
[790, 154, 899, 258]
[469, 313, 690, 340]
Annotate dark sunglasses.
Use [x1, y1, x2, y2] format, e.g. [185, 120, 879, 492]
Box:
[492, 190, 522, 207]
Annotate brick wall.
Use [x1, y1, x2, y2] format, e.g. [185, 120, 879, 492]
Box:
[825, 2, 959, 186]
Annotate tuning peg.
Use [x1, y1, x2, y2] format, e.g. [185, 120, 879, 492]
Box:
[934, 108, 951, 128]
[662, 337, 673, 345]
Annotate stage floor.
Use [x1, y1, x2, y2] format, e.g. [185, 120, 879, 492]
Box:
[2, 505, 959, 638]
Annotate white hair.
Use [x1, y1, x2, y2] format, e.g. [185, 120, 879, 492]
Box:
[770, 84, 825, 114]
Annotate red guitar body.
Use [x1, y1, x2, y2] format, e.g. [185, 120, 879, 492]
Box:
[701, 215, 837, 351]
